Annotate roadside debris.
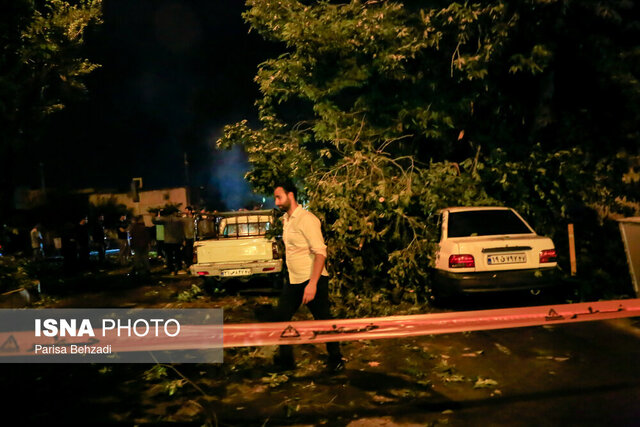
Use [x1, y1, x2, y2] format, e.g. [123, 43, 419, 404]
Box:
[474, 377, 499, 389]
[494, 342, 512, 355]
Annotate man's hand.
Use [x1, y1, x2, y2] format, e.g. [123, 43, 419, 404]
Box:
[302, 282, 317, 304]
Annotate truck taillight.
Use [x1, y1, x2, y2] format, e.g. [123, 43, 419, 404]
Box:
[193, 247, 198, 264]
[272, 242, 280, 259]
[539, 249, 557, 263]
[449, 254, 475, 268]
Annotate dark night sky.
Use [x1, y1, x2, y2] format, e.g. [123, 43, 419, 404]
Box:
[42, 1, 280, 206]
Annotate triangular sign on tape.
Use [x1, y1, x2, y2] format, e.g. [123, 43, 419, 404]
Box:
[0, 335, 20, 353]
[280, 325, 300, 338]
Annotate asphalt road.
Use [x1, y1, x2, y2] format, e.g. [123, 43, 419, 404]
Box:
[4, 266, 639, 426]
[417, 318, 640, 426]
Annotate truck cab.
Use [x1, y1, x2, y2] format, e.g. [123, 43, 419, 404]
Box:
[190, 210, 283, 283]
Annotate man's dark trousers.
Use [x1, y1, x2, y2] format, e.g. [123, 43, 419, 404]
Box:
[164, 243, 181, 273]
[183, 238, 194, 268]
[273, 275, 342, 364]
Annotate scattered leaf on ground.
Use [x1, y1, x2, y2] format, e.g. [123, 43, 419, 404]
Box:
[370, 394, 398, 404]
[474, 377, 498, 389]
[443, 374, 466, 383]
[494, 343, 511, 355]
[389, 389, 411, 398]
[174, 400, 203, 417]
[261, 373, 289, 388]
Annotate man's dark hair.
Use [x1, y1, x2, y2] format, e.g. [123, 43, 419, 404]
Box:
[273, 179, 297, 200]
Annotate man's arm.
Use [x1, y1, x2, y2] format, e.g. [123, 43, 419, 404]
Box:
[301, 214, 328, 304]
[151, 215, 167, 225]
[303, 253, 326, 304]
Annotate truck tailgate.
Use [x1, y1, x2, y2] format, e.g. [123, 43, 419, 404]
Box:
[195, 239, 273, 263]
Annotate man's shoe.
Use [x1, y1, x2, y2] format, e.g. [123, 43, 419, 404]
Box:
[326, 357, 346, 373]
[254, 304, 275, 322]
[273, 354, 295, 371]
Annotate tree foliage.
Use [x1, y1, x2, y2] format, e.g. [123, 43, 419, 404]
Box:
[0, 0, 103, 218]
[219, 0, 640, 299]
[1, 0, 102, 139]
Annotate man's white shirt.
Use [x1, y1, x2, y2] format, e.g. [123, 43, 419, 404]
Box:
[282, 205, 329, 284]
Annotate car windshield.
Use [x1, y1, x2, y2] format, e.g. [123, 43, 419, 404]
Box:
[447, 210, 533, 237]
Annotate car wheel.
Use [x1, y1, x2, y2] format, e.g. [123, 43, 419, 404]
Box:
[429, 289, 454, 308]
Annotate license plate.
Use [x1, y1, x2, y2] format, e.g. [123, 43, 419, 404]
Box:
[487, 253, 526, 265]
[221, 268, 252, 277]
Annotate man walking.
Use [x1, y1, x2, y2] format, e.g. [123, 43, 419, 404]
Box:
[271, 180, 345, 372]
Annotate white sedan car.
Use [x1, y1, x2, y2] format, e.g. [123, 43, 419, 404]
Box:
[432, 207, 559, 297]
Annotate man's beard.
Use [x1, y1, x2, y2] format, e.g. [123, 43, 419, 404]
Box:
[278, 200, 291, 212]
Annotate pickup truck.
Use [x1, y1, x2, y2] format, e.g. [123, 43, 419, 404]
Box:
[190, 210, 283, 285]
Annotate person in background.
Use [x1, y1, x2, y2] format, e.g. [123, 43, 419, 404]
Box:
[61, 220, 78, 274]
[152, 210, 185, 275]
[30, 224, 44, 261]
[76, 216, 90, 268]
[155, 218, 165, 264]
[182, 206, 195, 273]
[91, 214, 106, 263]
[129, 215, 151, 278]
[117, 214, 130, 266]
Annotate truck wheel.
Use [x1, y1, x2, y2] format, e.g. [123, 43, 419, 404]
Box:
[203, 277, 225, 294]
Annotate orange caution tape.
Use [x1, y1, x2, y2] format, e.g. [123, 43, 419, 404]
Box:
[1, 299, 638, 358]
[223, 298, 640, 347]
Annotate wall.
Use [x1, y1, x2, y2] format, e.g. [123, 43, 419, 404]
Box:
[89, 187, 188, 226]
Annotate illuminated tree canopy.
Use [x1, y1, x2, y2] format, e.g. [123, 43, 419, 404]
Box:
[224, 0, 640, 300]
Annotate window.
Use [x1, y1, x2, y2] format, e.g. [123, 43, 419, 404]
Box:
[447, 210, 533, 238]
[223, 220, 270, 237]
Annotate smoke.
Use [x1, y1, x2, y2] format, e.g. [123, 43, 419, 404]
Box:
[210, 145, 263, 210]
